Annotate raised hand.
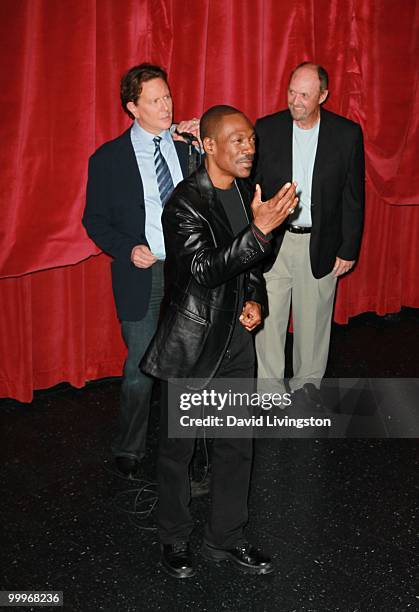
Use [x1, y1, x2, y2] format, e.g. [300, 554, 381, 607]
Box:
[172, 118, 202, 147]
[251, 182, 298, 235]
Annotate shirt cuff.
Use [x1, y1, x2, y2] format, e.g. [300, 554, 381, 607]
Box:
[251, 223, 273, 244]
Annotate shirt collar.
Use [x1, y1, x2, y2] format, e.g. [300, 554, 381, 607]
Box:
[131, 120, 172, 146]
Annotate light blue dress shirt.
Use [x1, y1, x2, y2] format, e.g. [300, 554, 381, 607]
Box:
[130, 121, 183, 259]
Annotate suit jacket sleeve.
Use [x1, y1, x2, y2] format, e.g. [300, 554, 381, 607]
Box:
[163, 196, 272, 290]
[82, 151, 146, 261]
[338, 124, 365, 261]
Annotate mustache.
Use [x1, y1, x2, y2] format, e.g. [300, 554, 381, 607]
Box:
[237, 155, 254, 162]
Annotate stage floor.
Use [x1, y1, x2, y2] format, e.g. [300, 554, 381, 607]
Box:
[1, 309, 418, 611]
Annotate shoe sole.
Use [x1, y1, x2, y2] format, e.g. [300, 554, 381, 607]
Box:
[201, 546, 274, 575]
[160, 560, 195, 579]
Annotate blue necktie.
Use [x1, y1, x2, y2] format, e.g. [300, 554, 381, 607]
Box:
[153, 136, 174, 207]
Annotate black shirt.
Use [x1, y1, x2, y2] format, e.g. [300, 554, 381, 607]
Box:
[215, 183, 249, 235]
[215, 183, 249, 327]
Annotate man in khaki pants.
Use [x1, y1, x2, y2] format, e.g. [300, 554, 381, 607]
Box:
[255, 62, 365, 397]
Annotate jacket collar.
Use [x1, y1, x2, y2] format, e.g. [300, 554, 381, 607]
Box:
[195, 164, 251, 206]
[194, 164, 252, 237]
[195, 163, 218, 208]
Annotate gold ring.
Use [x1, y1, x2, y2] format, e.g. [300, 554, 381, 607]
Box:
[288, 207, 295, 214]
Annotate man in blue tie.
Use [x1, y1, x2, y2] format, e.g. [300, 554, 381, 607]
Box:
[83, 64, 199, 478]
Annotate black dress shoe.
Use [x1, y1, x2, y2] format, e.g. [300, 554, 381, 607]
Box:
[303, 383, 325, 411]
[290, 387, 306, 408]
[291, 384, 324, 412]
[201, 541, 274, 574]
[114, 456, 141, 479]
[161, 542, 195, 579]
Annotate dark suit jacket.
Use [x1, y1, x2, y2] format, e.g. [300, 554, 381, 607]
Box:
[83, 128, 190, 321]
[141, 165, 269, 389]
[255, 108, 365, 278]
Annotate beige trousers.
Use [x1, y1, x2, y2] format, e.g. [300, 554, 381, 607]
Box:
[255, 231, 337, 390]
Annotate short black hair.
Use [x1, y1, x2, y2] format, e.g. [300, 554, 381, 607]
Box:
[291, 62, 329, 92]
[120, 64, 168, 119]
[200, 105, 245, 140]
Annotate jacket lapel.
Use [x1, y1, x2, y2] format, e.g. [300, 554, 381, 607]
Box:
[117, 128, 145, 201]
[311, 109, 333, 207]
[196, 166, 234, 241]
[281, 112, 293, 181]
[174, 141, 189, 178]
[235, 179, 253, 224]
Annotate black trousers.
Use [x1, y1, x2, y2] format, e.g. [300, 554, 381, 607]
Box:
[157, 320, 255, 547]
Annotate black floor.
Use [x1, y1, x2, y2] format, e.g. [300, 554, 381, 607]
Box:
[1, 309, 418, 612]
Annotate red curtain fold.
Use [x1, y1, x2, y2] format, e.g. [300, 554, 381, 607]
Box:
[0, 0, 418, 401]
[0, 0, 98, 277]
[0, 254, 126, 403]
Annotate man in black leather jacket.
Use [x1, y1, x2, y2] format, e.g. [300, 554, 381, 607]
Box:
[141, 105, 297, 578]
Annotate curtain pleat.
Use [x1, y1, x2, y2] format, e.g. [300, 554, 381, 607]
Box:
[0, 0, 418, 400]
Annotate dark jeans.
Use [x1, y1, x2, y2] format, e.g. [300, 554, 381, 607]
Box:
[157, 319, 255, 547]
[111, 262, 164, 461]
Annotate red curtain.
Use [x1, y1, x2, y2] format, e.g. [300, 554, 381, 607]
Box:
[0, 0, 418, 401]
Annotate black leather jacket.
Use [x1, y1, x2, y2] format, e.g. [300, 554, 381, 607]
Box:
[141, 165, 272, 389]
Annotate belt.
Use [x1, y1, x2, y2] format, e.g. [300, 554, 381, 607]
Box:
[286, 225, 312, 234]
